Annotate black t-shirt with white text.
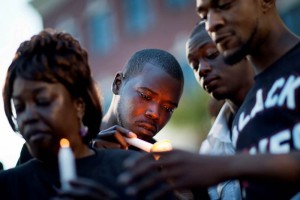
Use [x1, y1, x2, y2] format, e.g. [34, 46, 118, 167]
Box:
[231, 42, 300, 199]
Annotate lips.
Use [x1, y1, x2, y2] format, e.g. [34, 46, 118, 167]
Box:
[203, 76, 218, 93]
[136, 121, 157, 137]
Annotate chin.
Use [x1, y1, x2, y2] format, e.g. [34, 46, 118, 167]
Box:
[212, 92, 226, 101]
[223, 45, 249, 65]
[138, 134, 153, 142]
[30, 144, 58, 161]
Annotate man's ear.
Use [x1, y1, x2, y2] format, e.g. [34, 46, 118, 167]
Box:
[74, 98, 85, 119]
[112, 72, 124, 95]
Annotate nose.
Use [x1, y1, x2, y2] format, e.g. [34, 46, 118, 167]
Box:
[206, 10, 225, 33]
[145, 103, 159, 121]
[199, 59, 212, 77]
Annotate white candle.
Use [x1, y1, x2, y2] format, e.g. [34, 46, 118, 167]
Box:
[124, 135, 172, 153]
[124, 137, 153, 152]
[58, 138, 77, 190]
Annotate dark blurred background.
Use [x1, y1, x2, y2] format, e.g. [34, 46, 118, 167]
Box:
[28, 0, 300, 151]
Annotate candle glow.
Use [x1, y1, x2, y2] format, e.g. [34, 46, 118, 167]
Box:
[150, 140, 172, 152]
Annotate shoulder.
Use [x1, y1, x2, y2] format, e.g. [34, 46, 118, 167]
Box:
[0, 159, 38, 179]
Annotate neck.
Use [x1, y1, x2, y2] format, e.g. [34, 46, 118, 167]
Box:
[73, 144, 94, 159]
[250, 14, 300, 73]
[226, 72, 254, 113]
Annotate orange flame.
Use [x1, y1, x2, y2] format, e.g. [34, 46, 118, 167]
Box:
[60, 138, 70, 148]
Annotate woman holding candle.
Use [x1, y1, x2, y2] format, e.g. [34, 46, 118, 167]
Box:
[0, 29, 175, 200]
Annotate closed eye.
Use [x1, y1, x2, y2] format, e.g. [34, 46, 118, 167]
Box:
[139, 92, 151, 101]
[206, 51, 219, 60]
[163, 105, 175, 114]
[36, 99, 51, 106]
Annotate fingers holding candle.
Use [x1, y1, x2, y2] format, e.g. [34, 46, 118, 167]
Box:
[124, 133, 173, 154]
[93, 126, 137, 150]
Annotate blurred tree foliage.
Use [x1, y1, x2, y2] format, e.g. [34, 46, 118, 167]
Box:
[164, 66, 212, 142]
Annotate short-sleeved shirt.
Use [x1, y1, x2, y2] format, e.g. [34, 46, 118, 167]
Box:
[231, 42, 300, 199]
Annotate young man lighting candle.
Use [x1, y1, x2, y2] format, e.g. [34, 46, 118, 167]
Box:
[93, 49, 184, 151]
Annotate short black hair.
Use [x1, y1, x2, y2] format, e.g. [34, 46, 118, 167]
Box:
[3, 28, 102, 144]
[186, 21, 209, 59]
[122, 48, 184, 82]
[189, 21, 206, 39]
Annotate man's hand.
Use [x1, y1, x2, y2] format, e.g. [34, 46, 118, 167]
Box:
[118, 149, 231, 199]
[92, 125, 137, 150]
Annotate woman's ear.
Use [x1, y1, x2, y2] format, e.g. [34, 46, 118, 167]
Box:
[74, 98, 85, 119]
[112, 72, 124, 95]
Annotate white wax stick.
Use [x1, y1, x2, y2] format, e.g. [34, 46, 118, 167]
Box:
[124, 137, 153, 152]
[58, 145, 77, 190]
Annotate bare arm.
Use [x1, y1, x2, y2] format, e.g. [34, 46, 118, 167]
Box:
[229, 151, 300, 182]
[118, 150, 300, 198]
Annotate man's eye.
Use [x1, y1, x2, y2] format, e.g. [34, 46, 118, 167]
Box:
[140, 92, 151, 101]
[163, 105, 175, 114]
[37, 98, 51, 106]
[206, 51, 219, 59]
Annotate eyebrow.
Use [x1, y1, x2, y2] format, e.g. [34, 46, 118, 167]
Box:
[138, 87, 178, 107]
[12, 87, 47, 99]
[197, 0, 219, 13]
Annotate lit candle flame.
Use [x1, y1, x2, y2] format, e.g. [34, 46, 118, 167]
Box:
[60, 138, 70, 148]
[151, 140, 172, 152]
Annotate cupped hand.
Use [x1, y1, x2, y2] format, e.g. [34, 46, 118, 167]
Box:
[118, 149, 231, 199]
